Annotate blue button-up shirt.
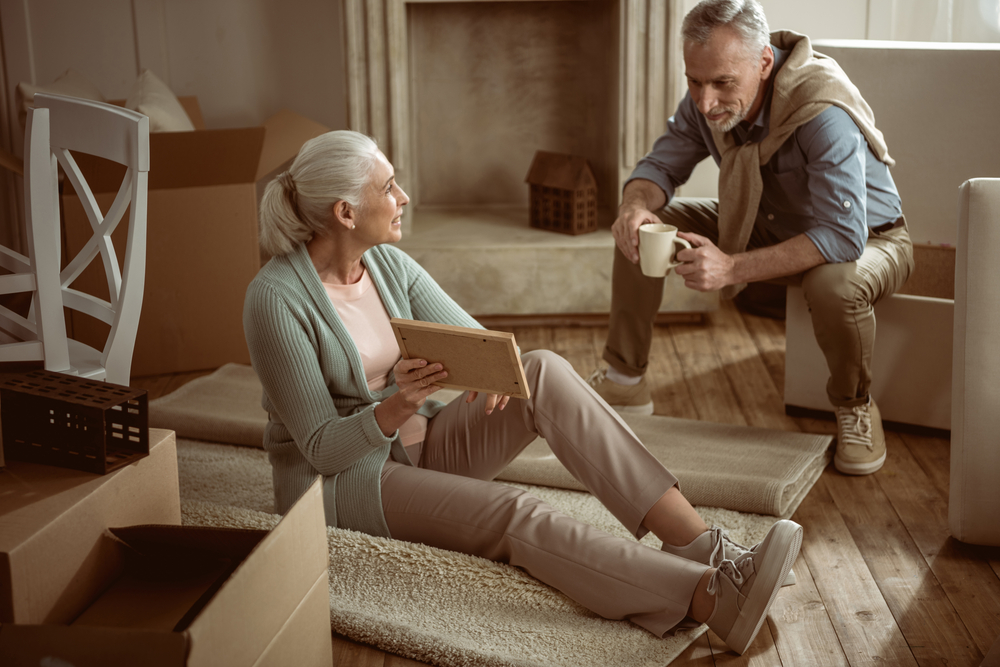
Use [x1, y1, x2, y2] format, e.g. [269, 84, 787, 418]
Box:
[629, 46, 903, 263]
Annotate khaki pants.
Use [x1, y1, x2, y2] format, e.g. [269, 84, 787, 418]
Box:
[603, 198, 914, 407]
[380, 349, 708, 636]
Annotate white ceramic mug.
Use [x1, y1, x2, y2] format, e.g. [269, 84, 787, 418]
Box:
[638, 223, 692, 277]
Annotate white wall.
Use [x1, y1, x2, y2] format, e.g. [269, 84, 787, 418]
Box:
[1, 0, 348, 137]
[0, 0, 348, 248]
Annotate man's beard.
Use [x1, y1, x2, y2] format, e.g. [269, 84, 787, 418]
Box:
[704, 81, 761, 132]
[705, 105, 748, 132]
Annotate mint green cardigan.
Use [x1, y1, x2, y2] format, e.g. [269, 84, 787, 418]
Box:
[243, 242, 482, 536]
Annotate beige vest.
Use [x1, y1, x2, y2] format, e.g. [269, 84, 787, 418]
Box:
[712, 31, 892, 298]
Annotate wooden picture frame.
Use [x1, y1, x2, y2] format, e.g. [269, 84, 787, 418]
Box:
[390, 319, 530, 399]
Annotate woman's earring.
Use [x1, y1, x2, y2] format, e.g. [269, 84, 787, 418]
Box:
[351, 223, 356, 230]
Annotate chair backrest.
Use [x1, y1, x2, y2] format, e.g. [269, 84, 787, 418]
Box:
[24, 93, 149, 385]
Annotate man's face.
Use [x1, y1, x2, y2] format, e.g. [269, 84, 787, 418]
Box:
[684, 27, 773, 132]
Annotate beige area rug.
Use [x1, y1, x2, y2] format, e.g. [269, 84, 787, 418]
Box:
[177, 437, 787, 667]
[152, 364, 832, 518]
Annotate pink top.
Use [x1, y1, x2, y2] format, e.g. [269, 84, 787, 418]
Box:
[323, 269, 428, 446]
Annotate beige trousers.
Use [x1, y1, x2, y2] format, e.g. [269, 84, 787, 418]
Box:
[380, 349, 709, 636]
[603, 198, 914, 407]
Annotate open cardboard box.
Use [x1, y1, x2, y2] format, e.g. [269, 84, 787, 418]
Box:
[785, 243, 956, 430]
[60, 97, 330, 377]
[0, 477, 332, 667]
[0, 428, 180, 625]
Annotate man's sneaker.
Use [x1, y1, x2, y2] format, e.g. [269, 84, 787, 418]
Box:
[661, 525, 796, 587]
[834, 398, 886, 475]
[704, 519, 802, 655]
[585, 368, 653, 415]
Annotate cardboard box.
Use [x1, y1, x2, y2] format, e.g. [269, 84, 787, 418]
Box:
[0, 428, 181, 625]
[61, 98, 330, 377]
[0, 477, 331, 667]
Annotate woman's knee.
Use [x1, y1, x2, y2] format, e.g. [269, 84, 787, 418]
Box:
[520, 349, 579, 393]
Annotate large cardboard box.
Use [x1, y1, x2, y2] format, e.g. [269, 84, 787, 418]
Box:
[61, 98, 330, 377]
[0, 428, 180, 624]
[0, 477, 331, 667]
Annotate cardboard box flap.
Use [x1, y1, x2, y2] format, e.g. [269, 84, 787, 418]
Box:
[68, 126, 266, 194]
[187, 478, 327, 667]
[0, 624, 188, 667]
[256, 109, 330, 183]
[108, 524, 267, 561]
[149, 127, 265, 189]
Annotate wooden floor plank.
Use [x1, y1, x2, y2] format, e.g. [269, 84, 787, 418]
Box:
[738, 310, 787, 398]
[793, 475, 918, 667]
[509, 325, 552, 355]
[332, 635, 387, 667]
[880, 432, 1000, 656]
[898, 432, 951, 500]
[708, 303, 799, 432]
[549, 325, 601, 377]
[669, 320, 747, 427]
[768, 553, 850, 667]
[824, 458, 984, 667]
[383, 653, 431, 667]
[648, 325, 701, 420]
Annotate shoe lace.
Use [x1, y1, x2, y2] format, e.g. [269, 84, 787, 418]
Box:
[836, 403, 873, 450]
[706, 553, 754, 595]
[585, 368, 607, 388]
[707, 526, 752, 568]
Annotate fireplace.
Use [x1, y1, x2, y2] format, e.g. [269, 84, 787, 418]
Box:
[344, 0, 678, 235]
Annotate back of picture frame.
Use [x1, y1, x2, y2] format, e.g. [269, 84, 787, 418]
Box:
[390, 319, 530, 399]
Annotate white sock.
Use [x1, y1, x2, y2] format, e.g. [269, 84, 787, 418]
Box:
[605, 366, 642, 386]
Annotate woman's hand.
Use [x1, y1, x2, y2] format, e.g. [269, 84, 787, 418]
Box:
[394, 357, 448, 405]
[375, 358, 448, 436]
[465, 391, 511, 416]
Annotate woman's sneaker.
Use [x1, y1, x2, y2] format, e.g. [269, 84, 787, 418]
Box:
[661, 525, 796, 586]
[585, 368, 653, 415]
[704, 519, 802, 655]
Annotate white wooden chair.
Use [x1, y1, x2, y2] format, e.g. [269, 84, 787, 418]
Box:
[16, 93, 149, 386]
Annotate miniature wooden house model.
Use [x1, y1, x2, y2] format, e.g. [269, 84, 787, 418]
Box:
[525, 151, 598, 235]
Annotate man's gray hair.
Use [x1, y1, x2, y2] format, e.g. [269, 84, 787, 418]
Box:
[682, 0, 770, 60]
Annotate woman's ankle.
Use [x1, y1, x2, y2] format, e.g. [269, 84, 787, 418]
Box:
[688, 568, 717, 623]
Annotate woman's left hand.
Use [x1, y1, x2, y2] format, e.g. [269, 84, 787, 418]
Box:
[466, 392, 510, 415]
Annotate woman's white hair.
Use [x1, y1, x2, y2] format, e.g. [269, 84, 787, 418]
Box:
[682, 0, 770, 61]
[259, 130, 381, 256]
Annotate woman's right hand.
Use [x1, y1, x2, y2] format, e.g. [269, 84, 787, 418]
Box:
[393, 357, 447, 408]
[375, 358, 447, 436]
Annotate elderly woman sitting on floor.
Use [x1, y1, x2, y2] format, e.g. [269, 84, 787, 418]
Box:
[242, 130, 802, 654]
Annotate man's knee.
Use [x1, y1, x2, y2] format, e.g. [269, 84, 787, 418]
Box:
[801, 262, 870, 316]
[656, 197, 719, 237]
